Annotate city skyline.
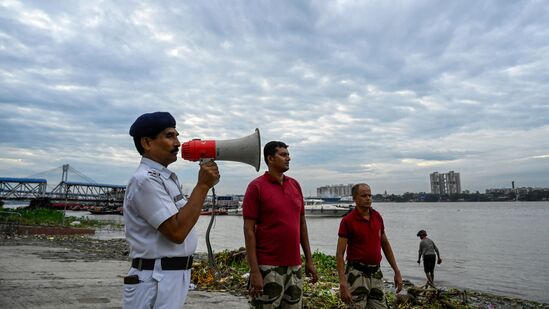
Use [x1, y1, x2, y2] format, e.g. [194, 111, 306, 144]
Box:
[1, 1, 549, 195]
[1, 166, 546, 200]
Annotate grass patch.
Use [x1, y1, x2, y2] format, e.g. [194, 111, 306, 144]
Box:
[191, 249, 480, 308]
[0, 206, 121, 229]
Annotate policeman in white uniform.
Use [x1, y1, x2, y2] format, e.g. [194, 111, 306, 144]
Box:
[123, 112, 219, 309]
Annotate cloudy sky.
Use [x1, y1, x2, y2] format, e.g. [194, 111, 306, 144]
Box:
[1, 0, 548, 196]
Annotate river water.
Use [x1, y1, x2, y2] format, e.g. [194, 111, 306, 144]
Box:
[22, 201, 549, 304]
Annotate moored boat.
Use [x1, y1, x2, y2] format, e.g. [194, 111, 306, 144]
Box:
[200, 209, 228, 215]
[49, 202, 85, 210]
[88, 206, 123, 215]
[304, 198, 352, 217]
[226, 207, 243, 215]
[225, 199, 352, 217]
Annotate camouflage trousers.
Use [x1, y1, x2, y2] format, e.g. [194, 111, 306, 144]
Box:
[345, 265, 388, 309]
[250, 265, 303, 309]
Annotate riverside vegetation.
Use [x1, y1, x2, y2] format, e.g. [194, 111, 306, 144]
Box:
[192, 249, 548, 309]
[0, 206, 122, 229]
[1, 207, 548, 309]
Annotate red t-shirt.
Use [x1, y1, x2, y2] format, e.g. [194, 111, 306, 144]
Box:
[338, 208, 385, 265]
[242, 172, 305, 266]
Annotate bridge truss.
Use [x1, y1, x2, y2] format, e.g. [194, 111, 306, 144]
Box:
[1, 165, 126, 207]
[0, 178, 47, 200]
[49, 181, 126, 206]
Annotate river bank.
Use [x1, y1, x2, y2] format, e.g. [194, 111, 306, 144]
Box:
[1, 234, 548, 309]
[0, 234, 250, 309]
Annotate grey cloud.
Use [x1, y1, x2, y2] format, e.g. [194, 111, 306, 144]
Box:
[1, 1, 548, 194]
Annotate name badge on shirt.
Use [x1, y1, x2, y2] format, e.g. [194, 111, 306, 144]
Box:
[174, 194, 184, 203]
[147, 170, 161, 177]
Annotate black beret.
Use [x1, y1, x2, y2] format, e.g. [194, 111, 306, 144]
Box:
[417, 230, 427, 237]
[129, 112, 176, 138]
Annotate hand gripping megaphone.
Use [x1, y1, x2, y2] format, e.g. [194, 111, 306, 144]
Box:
[181, 128, 261, 171]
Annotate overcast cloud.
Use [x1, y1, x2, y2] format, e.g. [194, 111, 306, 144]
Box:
[1, 0, 548, 195]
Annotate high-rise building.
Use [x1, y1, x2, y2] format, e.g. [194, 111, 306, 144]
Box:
[430, 171, 461, 195]
[317, 184, 353, 198]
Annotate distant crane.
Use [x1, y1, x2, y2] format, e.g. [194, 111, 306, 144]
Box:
[512, 180, 518, 201]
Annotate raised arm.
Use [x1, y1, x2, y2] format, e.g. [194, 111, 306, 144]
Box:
[158, 161, 218, 243]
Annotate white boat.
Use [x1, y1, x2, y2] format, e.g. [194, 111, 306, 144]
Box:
[226, 207, 243, 215]
[225, 199, 352, 217]
[304, 199, 352, 217]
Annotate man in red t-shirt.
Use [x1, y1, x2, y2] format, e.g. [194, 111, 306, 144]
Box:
[243, 141, 318, 308]
[336, 183, 403, 308]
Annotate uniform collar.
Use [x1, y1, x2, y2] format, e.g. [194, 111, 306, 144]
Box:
[141, 157, 174, 179]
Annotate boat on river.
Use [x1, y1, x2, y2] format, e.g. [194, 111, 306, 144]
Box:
[303, 199, 352, 217]
[225, 199, 352, 217]
[200, 209, 228, 215]
[88, 206, 123, 215]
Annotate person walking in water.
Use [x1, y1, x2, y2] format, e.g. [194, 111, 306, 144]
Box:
[417, 229, 442, 288]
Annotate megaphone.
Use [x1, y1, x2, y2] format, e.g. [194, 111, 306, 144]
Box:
[181, 128, 261, 171]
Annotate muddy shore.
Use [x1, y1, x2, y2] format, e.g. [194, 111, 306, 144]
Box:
[0, 234, 248, 309]
[1, 234, 548, 309]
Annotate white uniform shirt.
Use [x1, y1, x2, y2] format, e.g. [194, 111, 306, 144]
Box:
[123, 157, 197, 258]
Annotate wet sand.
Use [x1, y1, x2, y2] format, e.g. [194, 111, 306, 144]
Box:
[0, 236, 248, 309]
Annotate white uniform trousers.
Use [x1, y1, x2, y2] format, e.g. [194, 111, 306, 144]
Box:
[123, 259, 191, 309]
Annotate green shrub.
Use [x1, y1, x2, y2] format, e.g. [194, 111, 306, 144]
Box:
[1, 207, 119, 228]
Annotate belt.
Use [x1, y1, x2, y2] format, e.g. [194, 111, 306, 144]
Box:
[131, 256, 193, 271]
[348, 261, 380, 275]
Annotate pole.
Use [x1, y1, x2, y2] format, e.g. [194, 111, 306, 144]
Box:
[61, 164, 69, 226]
[63, 183, 68, 226]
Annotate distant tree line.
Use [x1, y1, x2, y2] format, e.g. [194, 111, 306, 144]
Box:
[372, 189, 549, 202]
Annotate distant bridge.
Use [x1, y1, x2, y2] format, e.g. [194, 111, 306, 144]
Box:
[0, 178, 47, 200]
[49, 181, 126, 203]
[0, 164, 125, 207]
